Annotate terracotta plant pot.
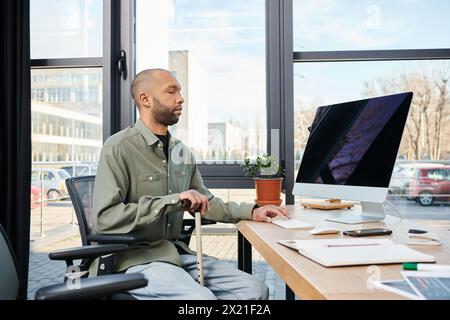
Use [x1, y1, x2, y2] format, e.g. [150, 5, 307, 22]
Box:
[254, 178, 283, 206]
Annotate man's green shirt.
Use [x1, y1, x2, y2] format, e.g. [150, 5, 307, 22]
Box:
[93, 119, 255, 271]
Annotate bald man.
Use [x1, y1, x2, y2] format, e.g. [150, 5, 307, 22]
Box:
[93, 68, 289, 300]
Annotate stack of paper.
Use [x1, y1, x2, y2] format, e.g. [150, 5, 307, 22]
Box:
[291, 238, 435, 267]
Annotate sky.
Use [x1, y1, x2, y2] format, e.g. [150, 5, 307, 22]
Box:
[30, 0, 450, 121]
[292, 0, 450, 109]
[31, 0, 102, 58]
[167, 0, 266, 123]
[293, 0, 450, 51]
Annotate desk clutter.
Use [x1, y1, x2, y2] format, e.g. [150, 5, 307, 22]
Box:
[242, 203, 450, 299]
[274, 218, 438, 268]
[278, 238, 435, 267]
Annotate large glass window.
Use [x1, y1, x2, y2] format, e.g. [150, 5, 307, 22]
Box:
[293, 60, 450, 220]
[30, 1, 104, 247]
[30, 0, 103, 59]
[135, 0, 266, 162]
[31, 68, 103, 163]
[293, 0, 450, 51]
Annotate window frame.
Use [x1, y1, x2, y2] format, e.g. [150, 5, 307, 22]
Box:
[31, 0, 131, 141]
[122, 0, 294, 195]
[291, 0, 450, 207]
[30, 1, 450, 206]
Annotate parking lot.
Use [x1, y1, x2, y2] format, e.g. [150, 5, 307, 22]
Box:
[387, 196, 450, 220]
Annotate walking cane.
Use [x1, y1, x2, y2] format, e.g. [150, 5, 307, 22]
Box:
[181, 199, 204, 286]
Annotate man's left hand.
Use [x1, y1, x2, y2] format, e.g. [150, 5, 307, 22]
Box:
[252, 205, 290, 223]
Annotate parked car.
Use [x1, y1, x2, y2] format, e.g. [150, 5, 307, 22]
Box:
[389, 163, 444, 196]
[409, 165, 450, 206]
[78, 165, 97, 176]
[30, 185, 48, 209]
[31, 169, 70, 200]
[60, 165, 91, 177]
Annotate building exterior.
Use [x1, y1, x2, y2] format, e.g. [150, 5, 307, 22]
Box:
[31, 68, 103, 163]
[169, 50, 209, 159]
[208, 122, 246, 161]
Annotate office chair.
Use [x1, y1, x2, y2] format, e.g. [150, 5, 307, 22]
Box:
[65, 175, 215, 261]
[0, 224, 147, 300]
[65, 175, 143, 277]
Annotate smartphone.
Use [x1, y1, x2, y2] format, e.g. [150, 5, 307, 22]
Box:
[343, 228, 392, 237]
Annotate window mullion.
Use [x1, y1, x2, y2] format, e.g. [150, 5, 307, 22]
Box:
[266, 0, 294, 204]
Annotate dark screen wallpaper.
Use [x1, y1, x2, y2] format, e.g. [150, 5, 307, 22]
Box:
[296, 92, 413, 188]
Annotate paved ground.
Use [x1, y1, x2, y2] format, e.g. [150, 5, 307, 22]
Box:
[28, 232, 287, 300]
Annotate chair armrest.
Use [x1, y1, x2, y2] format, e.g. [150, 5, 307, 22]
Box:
[34, 273, 148, 300]
[87, 233, 144, 244]
[49, 244, 128, 261]
[201, 218, 216, 226]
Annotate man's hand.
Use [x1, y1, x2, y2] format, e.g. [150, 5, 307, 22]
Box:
[179, 190, 210, 215]
[252, 205, 290, 223]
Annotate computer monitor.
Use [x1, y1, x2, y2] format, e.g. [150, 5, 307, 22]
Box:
[293, 92, 413, 224]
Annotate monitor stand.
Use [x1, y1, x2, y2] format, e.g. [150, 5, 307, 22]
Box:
[325, 201, 385, 224]
[302, 198, 354, 210]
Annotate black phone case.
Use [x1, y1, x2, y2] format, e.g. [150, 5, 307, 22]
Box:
[343, 229, 392, 237]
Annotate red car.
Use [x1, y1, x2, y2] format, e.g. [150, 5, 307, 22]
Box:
[409, 165, 450, 206]
[30, 185, 48, 209]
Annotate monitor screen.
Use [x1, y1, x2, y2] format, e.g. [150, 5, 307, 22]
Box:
[296, 92, 413, 188]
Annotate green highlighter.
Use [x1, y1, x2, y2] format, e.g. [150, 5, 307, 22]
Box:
[403, 262, 450, 272]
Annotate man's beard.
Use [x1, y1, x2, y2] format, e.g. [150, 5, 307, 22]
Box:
[152, 97, 180, 126]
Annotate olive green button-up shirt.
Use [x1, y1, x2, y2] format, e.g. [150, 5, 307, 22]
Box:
[93, 119, 255, 271]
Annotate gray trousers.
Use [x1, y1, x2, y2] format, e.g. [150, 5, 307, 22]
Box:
[125, 254, 269, 300]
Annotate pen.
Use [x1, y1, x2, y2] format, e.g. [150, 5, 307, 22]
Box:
[403, 263, 450, 272]
[325, 243, 380, 248]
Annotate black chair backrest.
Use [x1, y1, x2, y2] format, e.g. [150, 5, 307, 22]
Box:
[0, 225, 20, 300]
[66, 176, 96, 246]
[66, 175, 216, 247]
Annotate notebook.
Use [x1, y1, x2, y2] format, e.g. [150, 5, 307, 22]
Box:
[372, 279, 420, 300]
[279, 238, 435, 267]
[402, 271, 450, 300]
[271, 217, 314, 230]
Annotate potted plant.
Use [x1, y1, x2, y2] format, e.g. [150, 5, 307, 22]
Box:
[241, 154, 286, 206]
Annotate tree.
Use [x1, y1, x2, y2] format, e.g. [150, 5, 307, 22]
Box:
[363, 63, 450, 160]
[294, 100, 319, 152]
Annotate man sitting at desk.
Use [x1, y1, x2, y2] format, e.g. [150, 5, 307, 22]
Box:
[93, 68, 289, 300]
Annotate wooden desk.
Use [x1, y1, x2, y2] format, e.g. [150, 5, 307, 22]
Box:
[236, 205, 450, 300]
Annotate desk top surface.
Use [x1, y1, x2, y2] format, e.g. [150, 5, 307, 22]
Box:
[236, 205, 450, 300]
